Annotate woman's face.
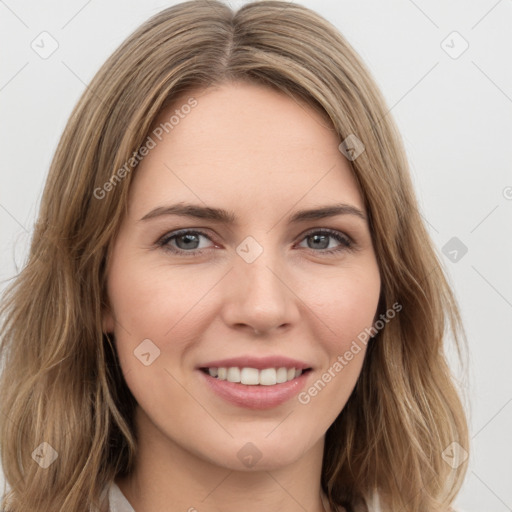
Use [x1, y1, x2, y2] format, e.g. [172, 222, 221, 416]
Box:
[103, 81, 381, 471]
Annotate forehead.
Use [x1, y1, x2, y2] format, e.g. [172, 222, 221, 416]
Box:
[128, 81, 364, 218]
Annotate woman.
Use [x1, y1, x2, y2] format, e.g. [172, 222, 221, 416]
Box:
[0, 1, 469, 511]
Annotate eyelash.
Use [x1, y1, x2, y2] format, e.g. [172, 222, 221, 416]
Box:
[155, 228, 355, 257]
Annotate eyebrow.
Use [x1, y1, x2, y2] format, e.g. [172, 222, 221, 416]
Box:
[139, 202, 367, 224]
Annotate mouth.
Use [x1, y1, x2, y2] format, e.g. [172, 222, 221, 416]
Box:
[199, 366, 313, 386]
[196, 355, 314, 409]
[198, 366, 312, 409]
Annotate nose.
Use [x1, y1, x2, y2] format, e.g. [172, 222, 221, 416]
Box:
[220, 247, 300, 336]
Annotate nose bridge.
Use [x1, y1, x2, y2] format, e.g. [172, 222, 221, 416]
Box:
[222, 235, 299, 333]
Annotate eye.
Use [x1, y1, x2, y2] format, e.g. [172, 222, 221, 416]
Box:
[156, 228, 355, 257]
[156, 229, 215, 256]
[296, 229, 354, 255]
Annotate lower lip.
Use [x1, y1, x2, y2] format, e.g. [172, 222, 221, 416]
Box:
[198, 370, 310, 410]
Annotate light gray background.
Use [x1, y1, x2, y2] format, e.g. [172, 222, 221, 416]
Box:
[1, 1, 511, 511]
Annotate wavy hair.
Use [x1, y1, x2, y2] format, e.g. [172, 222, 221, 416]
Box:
[0, 1, 469, 511]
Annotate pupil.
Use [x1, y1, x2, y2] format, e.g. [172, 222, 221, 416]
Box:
[178, 234, 199, 249]
[310, 234, 328, 249]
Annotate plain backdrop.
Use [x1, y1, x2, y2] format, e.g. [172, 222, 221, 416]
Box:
[1, 1, 511, 511]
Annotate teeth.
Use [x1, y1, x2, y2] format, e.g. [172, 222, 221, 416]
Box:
[259, 368, 276, 386]
[206, 366, 305, 385]
[227, 367, 241, 382]
[276, 367, 288, 383]
[240, 367, 260, 385]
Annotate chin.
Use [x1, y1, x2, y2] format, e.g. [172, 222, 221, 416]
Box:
[202, 434, 317, 472]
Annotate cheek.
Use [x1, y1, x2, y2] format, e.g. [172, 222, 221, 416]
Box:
[304, 263, 381, 347]
[106, 257, 227, 387]
[294, 269, 380, 423]
[107, 257, 210, 337]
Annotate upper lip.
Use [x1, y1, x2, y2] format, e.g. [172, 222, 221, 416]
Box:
[198, 356, 312, 370]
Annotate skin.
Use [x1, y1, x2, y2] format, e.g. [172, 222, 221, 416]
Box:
[103, 80, 381, 512]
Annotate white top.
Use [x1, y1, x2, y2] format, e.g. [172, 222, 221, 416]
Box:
[107, 482, 136, 512]
[102, 481, 468, 511]
[104, 482, 383, 512]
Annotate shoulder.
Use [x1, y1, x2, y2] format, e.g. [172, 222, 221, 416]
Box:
[107, 481, 136, 512]
[90, 481, 135, 512]
[366, 488, 382, 511]
[363, 490, 466, 512]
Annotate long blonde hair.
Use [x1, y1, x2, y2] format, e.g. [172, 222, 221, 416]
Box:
[0, 1, 469, 511]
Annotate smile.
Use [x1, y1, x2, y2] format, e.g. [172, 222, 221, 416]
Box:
[198, 367, 312, 410]
[201, 366, 311, 386]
